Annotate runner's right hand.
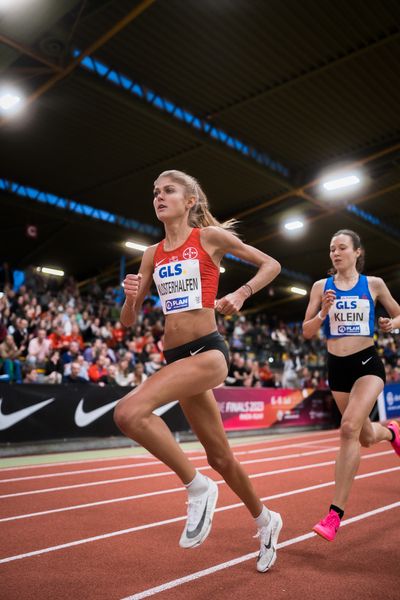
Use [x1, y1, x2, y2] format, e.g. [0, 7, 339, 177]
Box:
[320, 289, 336, 317]
[123, 274, 142, 300]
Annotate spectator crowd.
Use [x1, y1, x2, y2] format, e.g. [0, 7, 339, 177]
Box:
[1, 266, 399, 388]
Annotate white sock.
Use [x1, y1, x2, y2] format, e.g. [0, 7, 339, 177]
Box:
[255, 505, 271, 529]
[185, 470, 209, 497]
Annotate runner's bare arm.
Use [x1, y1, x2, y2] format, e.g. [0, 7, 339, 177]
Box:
[302, 279, 335, 339]
[370, 276, 400, 332]
[201, 226, 281, 315]
[120, 245, 157, 328]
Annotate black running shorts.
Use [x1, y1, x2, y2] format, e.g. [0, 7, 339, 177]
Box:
[327, 346, 385, 393]
[163, 330, 230, 369]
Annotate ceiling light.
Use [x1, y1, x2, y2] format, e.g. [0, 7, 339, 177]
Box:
[284, 220, 304, 231]
[125, 241, 148, 252]
[322, 173, 361, 192]
[290, 286, 307, 296]
[37, 267, 64, 277]
[0, 93, 21, 111]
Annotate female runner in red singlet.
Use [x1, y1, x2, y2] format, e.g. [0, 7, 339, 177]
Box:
[114, 170, 282, 572]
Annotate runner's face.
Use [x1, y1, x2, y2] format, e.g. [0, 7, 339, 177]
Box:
[329, 234, 360, 271]
[153, 177, 193, 221]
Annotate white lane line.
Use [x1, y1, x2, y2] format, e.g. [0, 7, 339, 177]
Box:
[0, 430, 339, 472]
[0, 445, 343, 499]
[0, 448, 392, 501]
[7, 464, 398, 525]
[0, 446, 400, 523]
[0, 442, 339, 484]
[122, 500, 400, 600]
[0, 468, 398, 565]
[0, 453, 157, 472]
[0, 460, 171, 483]
[0, 438, 340, 483]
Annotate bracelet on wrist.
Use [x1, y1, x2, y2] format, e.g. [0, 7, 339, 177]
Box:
[241, 283, 253, 298]
[317, 311, 325, 321]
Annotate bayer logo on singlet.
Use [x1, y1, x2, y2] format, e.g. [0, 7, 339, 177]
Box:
[183, 247, 198, 259]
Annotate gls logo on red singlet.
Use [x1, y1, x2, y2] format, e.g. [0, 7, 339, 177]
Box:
[183, 247, 198, 259]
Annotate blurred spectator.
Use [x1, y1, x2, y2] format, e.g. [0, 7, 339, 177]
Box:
[88, 355, 108, 383]
[61, 341, 81, 366]
[0, 334, 23, 382]
[48, 324, 69, 351]
[27, 327, 52, 366]
[258, 361, 275, 387]
[115, 358, 134, 386]
[23, 365, 39, 384]
[99, 364, 119, 386]
[63, 361, 89, 384]
[12, 317, 29, 352]
[144, 352, 164, 376]
[282, 352, 302, 388]
[132, 362, 148, 387]
[44, 350, 63, 384]
[226, 354, 249, 386]
[112, 320, 125, 348]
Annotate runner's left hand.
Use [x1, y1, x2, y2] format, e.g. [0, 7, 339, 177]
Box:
[215, 292, 244, 315]
[379, 316, 394, 333]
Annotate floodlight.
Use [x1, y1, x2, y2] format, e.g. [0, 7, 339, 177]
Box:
[284, 220, 304, 231]
[290, 286, 307, 296]
[125, 241, 148, 252]
[37, 267, 64, 277]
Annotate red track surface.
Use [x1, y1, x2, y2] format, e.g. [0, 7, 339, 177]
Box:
[1, 429, 399, 600]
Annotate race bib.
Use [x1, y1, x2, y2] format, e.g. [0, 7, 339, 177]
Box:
[153, 259, 203, 314]
[328, 296, 371, 336]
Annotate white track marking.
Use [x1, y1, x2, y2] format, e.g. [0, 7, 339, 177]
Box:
[0, 448, 392, 500]
[0, 460, 172, 483]
[122, 501, 400, 600]
[0, 443, 339, 483]
[0, 430, 339, 472]
[0, 472, 398, 565]
[2, 463, 398, 524]
[0, 453, 156, 472]
[0, 436, 340, 481]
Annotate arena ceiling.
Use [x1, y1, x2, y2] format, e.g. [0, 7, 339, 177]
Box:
[1, 0, 400, 318]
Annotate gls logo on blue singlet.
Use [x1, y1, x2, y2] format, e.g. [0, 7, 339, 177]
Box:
[159, 264, 183, 278]
[336, 300, 357, 310]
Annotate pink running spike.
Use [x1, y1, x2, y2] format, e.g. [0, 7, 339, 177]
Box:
[313, 509, 341, 541]
[387, 421, 400, 457]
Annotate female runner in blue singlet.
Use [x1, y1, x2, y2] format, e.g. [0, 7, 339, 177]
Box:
[303, 229, 400, 541]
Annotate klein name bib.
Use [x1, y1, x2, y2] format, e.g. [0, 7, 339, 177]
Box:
[153, 259, 203, 314]
[328, 296, 371, 336]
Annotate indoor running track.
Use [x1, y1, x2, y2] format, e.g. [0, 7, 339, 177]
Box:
[1, 428, 399, 600]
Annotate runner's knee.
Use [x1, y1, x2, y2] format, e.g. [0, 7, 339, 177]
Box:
[113, 392, 150, 434]
[206, 450, 236, 475]
[340, 418, 361, 441]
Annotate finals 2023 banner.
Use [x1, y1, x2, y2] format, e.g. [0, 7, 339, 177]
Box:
[213, 387, 335, 431]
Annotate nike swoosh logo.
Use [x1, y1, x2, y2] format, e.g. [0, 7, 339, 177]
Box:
[74, 399, 119, 427]
[0, 397, 55, 431]
[155, 258, 166, 267]
[187, 500, 208, 538]
[153, 400, 179, 416]
[362, 357, 372, 365]
[264, 532, 272, 550]
[190, 346, 205, 356]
